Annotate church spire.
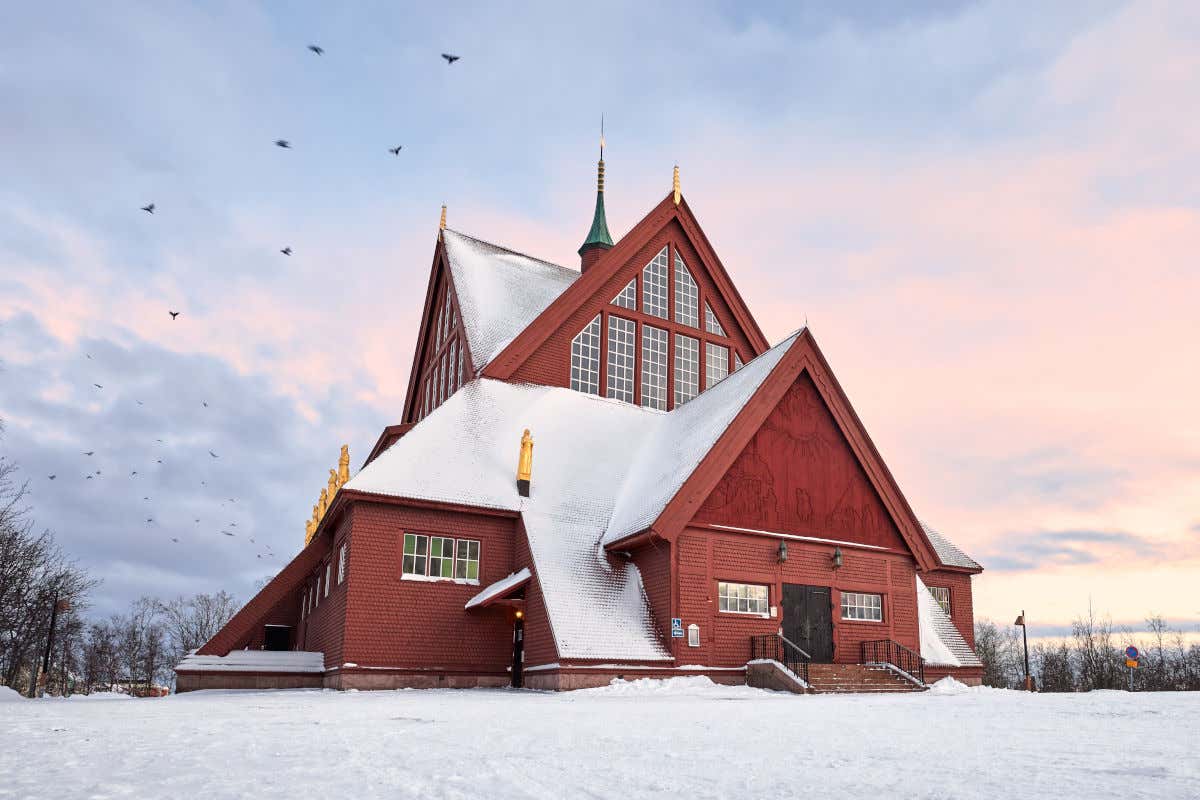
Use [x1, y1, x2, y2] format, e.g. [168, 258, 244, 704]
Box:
[578, 117, 614, 272]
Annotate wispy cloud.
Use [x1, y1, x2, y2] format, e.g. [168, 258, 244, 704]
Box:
[979, 529, 1171, 573]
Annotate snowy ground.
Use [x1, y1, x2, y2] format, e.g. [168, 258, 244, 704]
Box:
[1, 678, 1197, 799]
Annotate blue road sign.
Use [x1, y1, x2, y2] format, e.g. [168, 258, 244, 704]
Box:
[1125, 645, 1139, 660]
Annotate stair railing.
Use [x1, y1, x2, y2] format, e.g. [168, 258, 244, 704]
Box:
[750, 633, 811, 686]
[861, 639, 925, 685]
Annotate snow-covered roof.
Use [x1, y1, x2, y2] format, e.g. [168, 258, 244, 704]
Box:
[175, 650, 325, 673]
[466, 567, 531, 610]
[442, 229, 579, 372]
[920, 522, 981, 570]
[916, 575, 982, 668]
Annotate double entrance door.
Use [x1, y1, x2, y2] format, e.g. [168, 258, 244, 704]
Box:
[781, 584, 834, 663]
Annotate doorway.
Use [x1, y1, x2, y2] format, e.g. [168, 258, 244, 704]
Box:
[263, 625, 291, 651]
[781, 584, 834, 662]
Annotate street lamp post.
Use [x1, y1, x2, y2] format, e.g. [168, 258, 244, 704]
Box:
[1014, 611, 1032, 691]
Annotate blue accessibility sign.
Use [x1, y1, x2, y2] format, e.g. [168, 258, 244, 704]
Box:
[671, 618, 684, 638]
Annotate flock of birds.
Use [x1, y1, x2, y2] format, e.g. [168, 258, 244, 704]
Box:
[44, 45, 465, 563]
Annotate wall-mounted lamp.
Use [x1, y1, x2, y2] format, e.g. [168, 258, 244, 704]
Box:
[831, 546, 843, 570]
[778, 540, 788, 563]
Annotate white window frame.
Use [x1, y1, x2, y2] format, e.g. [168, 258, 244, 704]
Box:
[606, 315, 636, 403]
[337, 543, 347, 584]
[324, 563, 331, 597]
[640, 324, 668, 411]
[705, 342, 729, 389]
[642, 247, 669, 319]
[612, 277, 637, 310]
[402, 533, 429, 577]
[674, 333, 699, 406]
[734, 352, 744, 371]
[454, 539, 480, 580]
[674, 253, 698, 327]
[928, 586, 951, 615]
[704, 302, 725, 336]
[717, 581, 770, 617]
[841, 591, 883, 622]
[570, 314, 602, 395]
[401, 532, 482, 584]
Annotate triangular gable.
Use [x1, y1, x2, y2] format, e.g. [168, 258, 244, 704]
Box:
[483, 193, 770, 382]
[694, 372, 909, 553]
[401, 237, 474, 423]
[630, 329, 944, 572]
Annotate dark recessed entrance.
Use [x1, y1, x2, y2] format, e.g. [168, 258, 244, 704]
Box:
[781, 584, 834, 663]
[264, 624, 291, 651]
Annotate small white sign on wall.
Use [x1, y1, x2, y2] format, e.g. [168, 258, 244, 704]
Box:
[687, 624, 700, 647]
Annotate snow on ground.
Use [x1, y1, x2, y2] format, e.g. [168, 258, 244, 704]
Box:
[1, 678, 1197, 799]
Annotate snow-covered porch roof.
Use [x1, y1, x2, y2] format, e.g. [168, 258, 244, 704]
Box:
[465, 567, 532, 610]
[175, 650, 326, 674]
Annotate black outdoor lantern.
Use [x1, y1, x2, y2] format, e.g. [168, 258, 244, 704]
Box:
[831, 546, 843, 570]
[778, 540, 788, 563]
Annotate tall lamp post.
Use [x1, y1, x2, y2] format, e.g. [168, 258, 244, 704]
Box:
[1014, 611, 1032, 692]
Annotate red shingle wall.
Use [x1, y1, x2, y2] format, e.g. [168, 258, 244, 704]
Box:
[341, 501, 519, 673]
[295, 512, 351, 668]
[511, 220, 759, 391]
[629, 540, 671, 646]
[920, 568, 976, 648]
[513, 518, 558, 667]
[673, 527, 920, 667]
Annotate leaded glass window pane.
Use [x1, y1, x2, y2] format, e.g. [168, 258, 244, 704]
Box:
[606, 316, 636, 403]
[704, 302, 726, 336]
[612, 278, 637, 310]
[642, 247, 669, 319]
[674, 254, 698, 327]
[674, 334, 699, 406]
[640, 325, 668, 411]
[570, 314, 602, 395]
[706, 342, 729, 389]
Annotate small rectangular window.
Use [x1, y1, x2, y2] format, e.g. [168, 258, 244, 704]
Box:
[314, 576, 320, 606]
[606, 316, 636, 403]
[429, 536, 455, 578]
[337, 543, 347, 584]
[324, 563, 331, 597]
[640, 325, 668, 411]
[674, 334, 699, 405]
[717, 581, 769, 615]
[841, 592, 883, 622]
[928, 586, 951, 615]
[455, 539, 481, 580]
[642, 247, 669, 319]
[674, 254, 698, 327]
[402, 533, 429, 576]
[705, 342, 729, 389]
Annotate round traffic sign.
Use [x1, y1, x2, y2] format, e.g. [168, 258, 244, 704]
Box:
[1125, 645, 1139, 660]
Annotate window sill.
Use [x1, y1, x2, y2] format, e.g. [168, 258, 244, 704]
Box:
[401, 574, 480, 586]
[839, 617, 885, 624]
[718, 610, 771, 620]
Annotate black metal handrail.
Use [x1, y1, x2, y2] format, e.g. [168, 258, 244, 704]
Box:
[861, 639, 925, 685]
[750, 633, 811, 686]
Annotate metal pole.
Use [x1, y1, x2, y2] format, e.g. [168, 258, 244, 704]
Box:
[1021, 610, 1031, 691]
[1128, 666, 1133, 692]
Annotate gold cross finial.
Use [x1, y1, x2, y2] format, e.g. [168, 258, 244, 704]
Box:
[673, 165, 681, 206]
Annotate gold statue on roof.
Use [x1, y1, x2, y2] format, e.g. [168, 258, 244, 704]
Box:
[328, 468, 338, 500]
[338, 444, 350, 486]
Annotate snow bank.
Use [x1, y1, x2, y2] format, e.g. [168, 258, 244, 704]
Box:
[0, 685, 24, 703]
[927, 677, 971, 695]
[574, 676, 769, 700]
[67, 692, 133, 701]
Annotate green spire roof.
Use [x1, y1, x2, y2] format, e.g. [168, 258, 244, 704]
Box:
[578, 159, 613, 255]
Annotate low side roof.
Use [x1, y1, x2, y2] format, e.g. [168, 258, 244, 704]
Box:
[442, 229, 579, 373]
[916, 574, 983, 668]
[921, 522, 982, 570]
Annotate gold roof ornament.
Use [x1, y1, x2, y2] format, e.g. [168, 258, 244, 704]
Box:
[318, 487, 328, 519]
[304, 444, 353, 546]
[338, 444, 350, 486]
[439, 204, 447, 231]
[673, 164, 681, 206]
[516, 429, 533, 498]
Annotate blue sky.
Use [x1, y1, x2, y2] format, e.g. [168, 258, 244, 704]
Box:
[2, 1, 1198, 634]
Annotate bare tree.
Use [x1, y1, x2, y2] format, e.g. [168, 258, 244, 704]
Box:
[157, 591, 238, 667]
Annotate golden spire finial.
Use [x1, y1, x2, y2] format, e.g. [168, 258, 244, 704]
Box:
[318, 487, 328, 520]
[516, 429, 533, 497]
[439, 204, 447, 231]
[327, 468, 338, 502]
[673, 164, 681, 206]
[338, 444, 350, 486]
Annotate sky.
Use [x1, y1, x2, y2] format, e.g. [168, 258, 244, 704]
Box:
[1, 1, 1197, 637]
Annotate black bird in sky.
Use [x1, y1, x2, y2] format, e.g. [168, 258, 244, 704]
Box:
[194, 518, 200, 523]
[83, 451, 94, 456]
[156, 459, 163, 464]
[94, 470, 101, 476]
[280, 247, 292, 256]
[169, 311, 180, 320]
[275, 139, 291, 149]
[141, 203, 155, 214]
[93, 383, 103, 389]
[136, 400, 144, 406]
[209, 450, 219, 458]
[222, 531, 235, 537]
[308, 44, 323, 55]
[131, 471, 137, 476]
[202, 401, 208, 408]
[156, 439, 164, 443]
[441, 53, 460, 64]
[146, 518, 154, 524]
[171, 538, 179, 543]
[389, 146, 402, 155]
[85, 475, 93, 480]
[143, 496, 151, 501]
[86, 354, 93, 359]
[48, 474, 56, 480]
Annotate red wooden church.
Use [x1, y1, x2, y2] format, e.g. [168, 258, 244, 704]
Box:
[177, 154, 983, 693]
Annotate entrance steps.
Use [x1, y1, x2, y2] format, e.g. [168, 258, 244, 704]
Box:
[805, 663, 924, 694]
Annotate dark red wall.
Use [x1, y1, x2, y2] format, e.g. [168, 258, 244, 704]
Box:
[695, 372, 908, 553]
[512, 518, 558, 668]
[630, 540, 671, 645]
[296, 512, 351, 668]
[341, 501, 520, 675]
[673, 527, 919, 667]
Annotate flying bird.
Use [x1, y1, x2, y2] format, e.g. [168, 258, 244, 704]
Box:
[136, 400, 144, 406]
[156, 459, 163, 464]
[143, 496, 151, 501]
[209, 450, 219, 458]
[83, 451, 94, 456]
[222, 531, 235, 537]
[146, 518, 154, 524]
[94, 470, 101, 476]
[280, 247, 292, 256]
[85, 475, 93, 480]
[48, 474, 56, 480]
[169, 311, 180, 320]
[171, 537, 179, 543]
[93, 384, 103, 389]
[194, 518, 200, 523]
[389, 146, 402, 155]
[275, 139, 291, 149]
[131, 471, 137, 476]
[86, 354, 93, 360]
[141, 203, 155, 214]
[202, 401, 208, 408]
[441, 53, 460, 64]
[307, 44, 323, 55]
[156, 439, 164, 443]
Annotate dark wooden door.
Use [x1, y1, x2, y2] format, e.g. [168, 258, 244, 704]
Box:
[263, 625, 291, 652]
[781, 584, 834, 663]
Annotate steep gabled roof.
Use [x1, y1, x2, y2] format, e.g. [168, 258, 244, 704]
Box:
[441, 229, 580, 372]
[921, 521, 982, 571]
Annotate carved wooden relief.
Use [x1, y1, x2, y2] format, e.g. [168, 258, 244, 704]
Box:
[696, 372, 908, 552]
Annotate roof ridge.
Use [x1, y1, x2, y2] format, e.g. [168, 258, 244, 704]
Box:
[444, 228, 578, 277]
